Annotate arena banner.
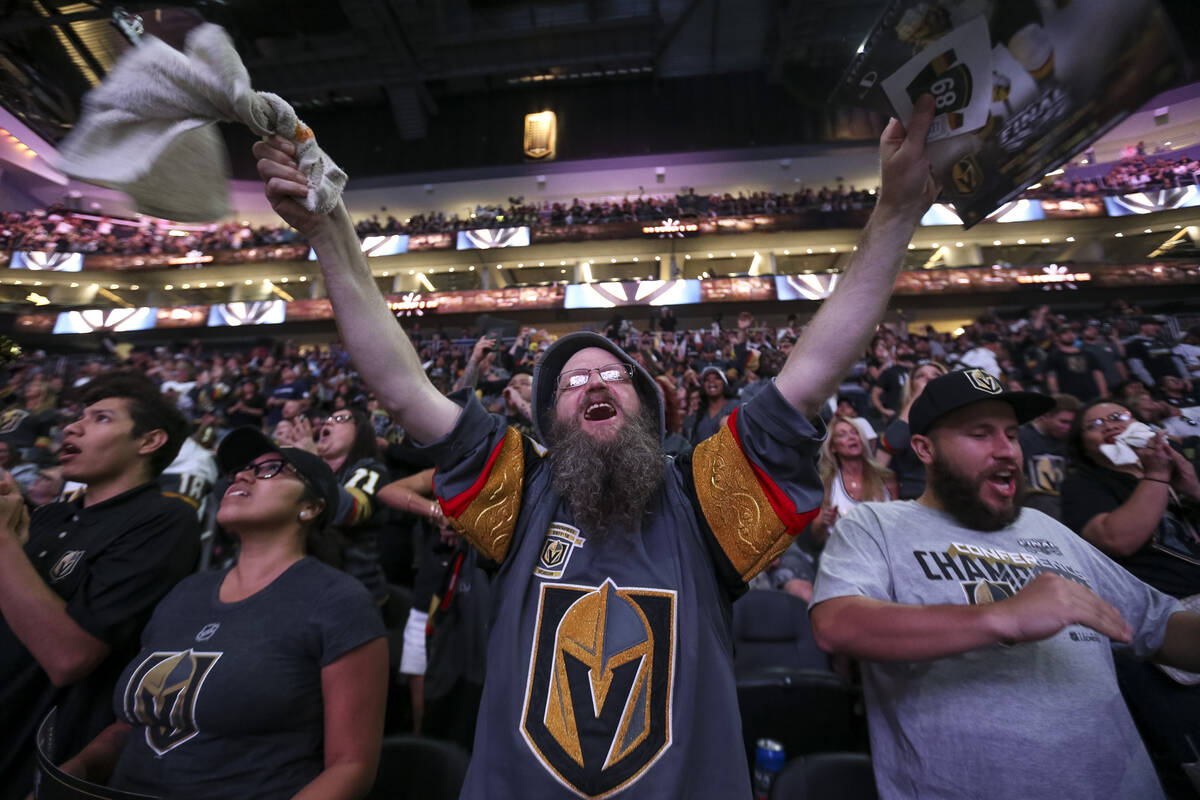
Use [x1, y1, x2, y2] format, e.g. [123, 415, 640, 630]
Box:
[285, 298, 335, 321]
[82, 244, 310, 271]
[531, 211, 874, 245]
[700, 277, 776, 303]
[155, 306, 211, 328]
[835, 0, 1186, 227]
[407, 232, 454, 251]
[15, 312, 56, 334]
[425, 285, 563, 314]
[1040, 196, 1106, 219]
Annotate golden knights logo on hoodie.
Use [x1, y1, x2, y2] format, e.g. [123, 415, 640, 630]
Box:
[521, 579, 676, 799]
[123, 649, 221, 755]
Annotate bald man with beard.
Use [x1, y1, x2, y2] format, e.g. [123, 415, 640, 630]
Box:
[254, 97, 941, 799]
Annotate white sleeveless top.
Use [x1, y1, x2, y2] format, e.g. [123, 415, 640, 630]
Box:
[830, 467, 891, 516]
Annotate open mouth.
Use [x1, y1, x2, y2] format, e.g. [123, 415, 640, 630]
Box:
[985, 470, 1016, 498]
[583, 400, 617, 421]
[59, 442, 81, 459]
[224, 486, 250, 499]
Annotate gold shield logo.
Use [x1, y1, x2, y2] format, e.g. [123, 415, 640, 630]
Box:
[951, 155, 981, 195]
[534, 523, 586, 580]
[49, 550, 85, 583]
[124, 649, 222, 755]
[521, 580, 676, 798]
[964, 368, 1002, 394]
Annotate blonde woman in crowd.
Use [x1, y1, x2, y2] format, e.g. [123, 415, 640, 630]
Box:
[810, 415, 898, 547]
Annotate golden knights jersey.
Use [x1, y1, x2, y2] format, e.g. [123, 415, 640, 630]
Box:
[424, 381, 824, 799]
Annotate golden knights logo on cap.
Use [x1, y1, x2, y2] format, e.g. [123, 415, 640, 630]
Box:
[521, 579, 676, 798]
[124, 649, 222, 755]
[964, 368, 1002, 395]
[535, 522, 586, 580]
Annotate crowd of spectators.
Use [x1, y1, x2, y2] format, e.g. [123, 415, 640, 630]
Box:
[354, 185, 878, 236]
[1031, 150, 1200, 199]
[7, 154, 1200, 258]
[0, 186, 877, 258]
[2, 297, 1200, 794]
[0, 208, 301, 257]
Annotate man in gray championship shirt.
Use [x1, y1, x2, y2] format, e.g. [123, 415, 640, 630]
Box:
[256, 99, 942, 796]
[812, 368, 1200, 799]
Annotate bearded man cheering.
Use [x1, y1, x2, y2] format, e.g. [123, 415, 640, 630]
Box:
[255, 96, 941, 799]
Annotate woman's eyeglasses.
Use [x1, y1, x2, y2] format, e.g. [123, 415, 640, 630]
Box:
[324, 412, 354, 425]
[230, 458, 302, 482]
[1084, 411, 1132, 430]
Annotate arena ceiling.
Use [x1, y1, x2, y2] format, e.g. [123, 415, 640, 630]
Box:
[0, 0, 958, 180]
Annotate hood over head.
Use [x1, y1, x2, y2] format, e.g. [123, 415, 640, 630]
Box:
[531, 331, 665, 444]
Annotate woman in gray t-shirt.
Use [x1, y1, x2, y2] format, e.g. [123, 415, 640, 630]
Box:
[53, 430, 387, 799]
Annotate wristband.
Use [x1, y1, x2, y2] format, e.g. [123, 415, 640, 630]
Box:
[1140, 477, 1171, 485]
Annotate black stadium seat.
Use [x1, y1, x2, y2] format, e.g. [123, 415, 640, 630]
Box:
[366, 735, 470, 800]
[733, 589, 830, 674]
[737, 668, 862, 770]
[769, 752, 877, 800]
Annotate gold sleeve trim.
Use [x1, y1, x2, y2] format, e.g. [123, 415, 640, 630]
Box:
[692, 424, 788, 581]
[451, 428, 525, 563]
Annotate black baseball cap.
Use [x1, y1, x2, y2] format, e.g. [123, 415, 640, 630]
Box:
[216, 427, 340, 528]
[909, 369, 1055, 436]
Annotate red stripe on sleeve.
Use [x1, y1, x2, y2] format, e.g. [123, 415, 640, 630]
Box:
[726, 407, 820, 536]
[437, 436, 508, 519]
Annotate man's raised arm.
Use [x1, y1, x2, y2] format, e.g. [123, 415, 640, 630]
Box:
[775, 95, 938, 418]
[254, 137, 460, 443]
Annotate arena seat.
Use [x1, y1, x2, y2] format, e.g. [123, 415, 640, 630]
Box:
[737, 668, 863, 770]
[366, 735, 470, 800]
[733, 589, 829, 675]
[769, 752, 877, 800]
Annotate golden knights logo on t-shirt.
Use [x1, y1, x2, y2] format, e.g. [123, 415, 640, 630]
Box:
[123, 649, 221, 755]
[521, 579, 676, 799]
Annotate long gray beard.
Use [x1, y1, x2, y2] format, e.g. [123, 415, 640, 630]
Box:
[547, 408, 664, 543]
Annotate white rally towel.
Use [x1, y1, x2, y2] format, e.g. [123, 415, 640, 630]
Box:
[52, 23, 346, 222]
[1099, 421, 1157, 466]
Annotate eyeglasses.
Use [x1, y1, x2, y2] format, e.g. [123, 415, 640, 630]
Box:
[230, 458, 302, 482]
[556, 363, 634, 392]
[324, 412, 354, 426]
[1084, 411, 1133, 430]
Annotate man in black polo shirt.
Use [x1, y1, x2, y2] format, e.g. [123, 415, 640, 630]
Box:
[0, 373, 200, 799]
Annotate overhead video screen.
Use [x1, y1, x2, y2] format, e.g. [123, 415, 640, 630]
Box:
[308, 234, 409, 260]
[54, 307, 157, 334]
[207, 301, 286, 327]
[11, 252, 83, 271]
[456, 227, 530, 250]
[565, 280, 700, 309]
